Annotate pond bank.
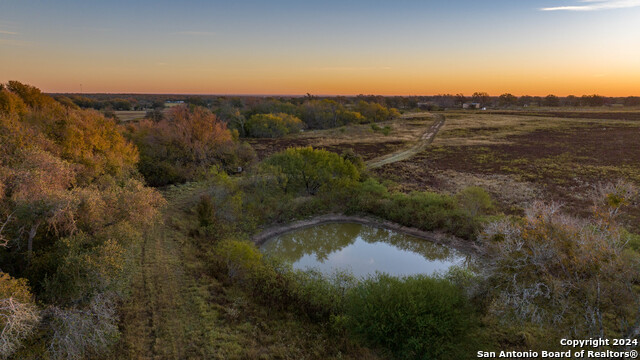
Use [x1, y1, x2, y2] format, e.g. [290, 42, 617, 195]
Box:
[251, 213, 480, 255]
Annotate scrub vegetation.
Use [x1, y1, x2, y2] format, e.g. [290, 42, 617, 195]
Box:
[1, 82, 640, 359]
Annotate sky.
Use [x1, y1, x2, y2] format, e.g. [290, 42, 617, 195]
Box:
[1, 0, 639, 96]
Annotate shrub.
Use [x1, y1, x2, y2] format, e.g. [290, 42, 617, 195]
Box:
[370, 123, 391, 135]
[0, 272, 40, 358]
[340, 149, 365, 173]
[344, 273, 476, 359]
[196, 195, 216, 227]
[455, 186, 493, 217]
[480, 200, 640, 337]
[245, 113, 303, 138]
[347, 179, 483, 239]
[263, 147, 360, 195]
[212, 239, 356, 321]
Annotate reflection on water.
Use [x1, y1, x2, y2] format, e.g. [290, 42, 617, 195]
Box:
[260, 223, 467, 278]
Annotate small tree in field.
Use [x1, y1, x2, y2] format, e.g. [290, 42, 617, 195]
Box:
[263, 147, 359, 195]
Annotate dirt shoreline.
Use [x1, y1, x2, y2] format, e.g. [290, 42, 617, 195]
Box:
[251, 213, 480, 255]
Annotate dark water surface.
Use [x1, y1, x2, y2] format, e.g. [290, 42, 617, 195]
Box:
[260, 223, 467, 278]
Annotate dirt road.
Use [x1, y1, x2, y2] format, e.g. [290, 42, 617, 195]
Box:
[366, 113, 445, 169]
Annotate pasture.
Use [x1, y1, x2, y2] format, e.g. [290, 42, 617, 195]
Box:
[373, 110, 640, 230]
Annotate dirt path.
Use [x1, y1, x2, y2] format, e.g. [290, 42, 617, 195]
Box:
[366, 113, 445, 169]
[251, 213, 479, 255]
[118, 220, 188, 360]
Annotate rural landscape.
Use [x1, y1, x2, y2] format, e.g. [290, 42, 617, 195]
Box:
[2, 1, 640, 359]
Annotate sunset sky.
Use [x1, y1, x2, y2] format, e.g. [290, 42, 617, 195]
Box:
[1, 0, 639, 96]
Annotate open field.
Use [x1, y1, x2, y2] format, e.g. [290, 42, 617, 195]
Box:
[114, 110, 147, 122]
[484, 108, 640, 121]
[372, 110, 640, 230]
[247, 113, 435, 161]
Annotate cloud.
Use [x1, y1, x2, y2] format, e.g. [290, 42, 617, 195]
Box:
[0, 30, 17, 35]
[174, 31, 216, 36]
[541, 0, 640, 11]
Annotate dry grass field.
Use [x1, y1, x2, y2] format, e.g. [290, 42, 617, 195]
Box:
[115, 110, 147, 122]
[373, 110, 640, 230]
[247, 113, 436, 161]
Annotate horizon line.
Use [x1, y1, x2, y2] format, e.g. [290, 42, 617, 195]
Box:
[46, 91, 640, 98]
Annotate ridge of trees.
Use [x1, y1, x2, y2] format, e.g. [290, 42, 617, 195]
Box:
[1, 81, 164, 358]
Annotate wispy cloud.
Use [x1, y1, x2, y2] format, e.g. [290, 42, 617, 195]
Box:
[0, 30, 17, 35]
[541, 0, 640, 11]
[174, 31, 216, 36]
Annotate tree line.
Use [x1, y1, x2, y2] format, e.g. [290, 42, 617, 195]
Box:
[1, 81, 165, 358]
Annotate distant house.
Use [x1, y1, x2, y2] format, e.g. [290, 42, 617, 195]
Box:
[462, 102, 481, 109]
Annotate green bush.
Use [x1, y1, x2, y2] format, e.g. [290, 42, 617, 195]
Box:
[347, 179, 482, 239]
[344, 274, 476, 360]
[212, 239, 355, 321]
[263, 147, 360, 195]
[245, 112, 303, 138]
[370, 123, 391, 135]
[455, 186, 493, 217]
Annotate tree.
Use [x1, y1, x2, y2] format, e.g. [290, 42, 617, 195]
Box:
[5, 81, 55, 109]
[581, 94, 606, 107]
[216, 104, 247, 136]
[564, 95, 580, 107]
[6, 149, 76, 261]
[518, 95, 533, 106]
[455, 93, 467, 106]
[472, 92, 491, 107]
[354, 101, 400, 123]
[263, 147, 360, 195]
[543, 94, 560, 107]
[0, 90, 27, 117]
[498, 93, 517, 107]
[245, 113, 303, 138]
[128, 105, 245, 185]
[623, 96, 640, 107]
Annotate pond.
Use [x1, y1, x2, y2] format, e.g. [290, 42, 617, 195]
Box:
[260, 223, 467, 278]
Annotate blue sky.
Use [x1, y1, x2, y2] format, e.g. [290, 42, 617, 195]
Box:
[1, 0, 639, 95]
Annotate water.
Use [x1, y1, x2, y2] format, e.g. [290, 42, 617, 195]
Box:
[260, 223, 467, 278]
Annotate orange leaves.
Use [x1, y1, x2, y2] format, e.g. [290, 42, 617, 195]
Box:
[128, 105, 240, 185]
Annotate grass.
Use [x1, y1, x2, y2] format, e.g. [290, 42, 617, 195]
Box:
[247, 114, 434, 161]
[114, 182, 383, 360]
[113, 108, 640, 358]
[374, 110, 640, 230]
[114, 110, 147, 122]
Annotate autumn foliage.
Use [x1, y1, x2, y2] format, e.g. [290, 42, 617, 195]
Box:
[0, 82, 164, 358]
[128, 105, 254, 186]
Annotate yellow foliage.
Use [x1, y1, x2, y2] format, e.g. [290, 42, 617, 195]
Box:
[0, 272, 34, 304]
[0, 89, 27, 117]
